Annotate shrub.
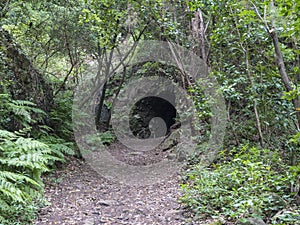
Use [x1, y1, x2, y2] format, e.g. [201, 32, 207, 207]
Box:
[181, 145, 300, 224]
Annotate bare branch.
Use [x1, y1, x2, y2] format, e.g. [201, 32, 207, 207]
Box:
[249, 0, 271, 33]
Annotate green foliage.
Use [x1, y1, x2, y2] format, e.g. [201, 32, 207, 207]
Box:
[0, 94, 45, 130]
[0, 198, 44, 225]
[188, 80, 213, 143]
[289, 132, 300, 145]
[49, 91, 74, 140]
[1, 0, 300, 224]
[85, 131, 116, 147]
[80, 0, 127, 49]
[282, 86, 300, 101]
[0, 130, 50, 222]
[181, 145, 300, 224]
[37, 134, 75, 163]
[188, 0, 299, 149]
[0, 93, 74, 224]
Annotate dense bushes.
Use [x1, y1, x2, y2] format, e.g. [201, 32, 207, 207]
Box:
[181, 145, 300, 224]
[181, 1, 300, 224]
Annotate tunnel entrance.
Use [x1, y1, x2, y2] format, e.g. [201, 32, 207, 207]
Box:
[129, 96, 177, 139]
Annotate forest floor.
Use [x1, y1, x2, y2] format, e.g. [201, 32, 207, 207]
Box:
[34, 142, 207, 225]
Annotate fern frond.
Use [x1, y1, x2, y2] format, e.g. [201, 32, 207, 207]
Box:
[0, 171, 35, 203]
[14, 126, 32, 136]
[50, 143, 75, 156]
[15, 137, 51, 154]
[2, 156, 49, 172]
[0, 130, 16, 140]
[0, 197, 9, 210]
[10, 100, 36, 107]
[0, 171, 40, 188]
[9, 103, 32, 122]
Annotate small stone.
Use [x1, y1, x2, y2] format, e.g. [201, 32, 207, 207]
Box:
[166, 153, 177, 160]
[128, 151, 143, 155]
[97, 200, 116, 206]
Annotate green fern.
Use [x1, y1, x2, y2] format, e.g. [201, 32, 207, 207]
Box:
[38, 134, 75, 159]
[0, 94, 46, 129]
[49, 143, 75, 156]
[0, 95, 76, 223]
[0, 130, 17, 139]
[0, 171, 41, 203]
[0, 128, 74, 222]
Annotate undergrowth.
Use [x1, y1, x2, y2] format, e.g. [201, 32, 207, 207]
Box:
[0, 93, 74, 224]
[181, 145, 300, 224]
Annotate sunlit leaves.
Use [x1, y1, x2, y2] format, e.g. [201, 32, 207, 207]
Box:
[79, 0, 127, 49]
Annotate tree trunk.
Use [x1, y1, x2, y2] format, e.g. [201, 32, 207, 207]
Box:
[268, 1, 300, 130]
[251, 1, 300, 129]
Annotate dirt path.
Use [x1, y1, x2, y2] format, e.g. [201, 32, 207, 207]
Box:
[34, 143, 200, 225]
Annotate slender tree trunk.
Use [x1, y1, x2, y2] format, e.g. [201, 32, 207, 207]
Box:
[107, 66, 127, 128]
[270, 29, 300, 129]
[245, 47, 264, 148]
[95, 44, 115, 130]
[252, 1, 300, 130]
[191, 8, 209, 64]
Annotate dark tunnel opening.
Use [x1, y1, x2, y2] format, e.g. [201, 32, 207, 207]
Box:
[129, 96, 177, 139]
